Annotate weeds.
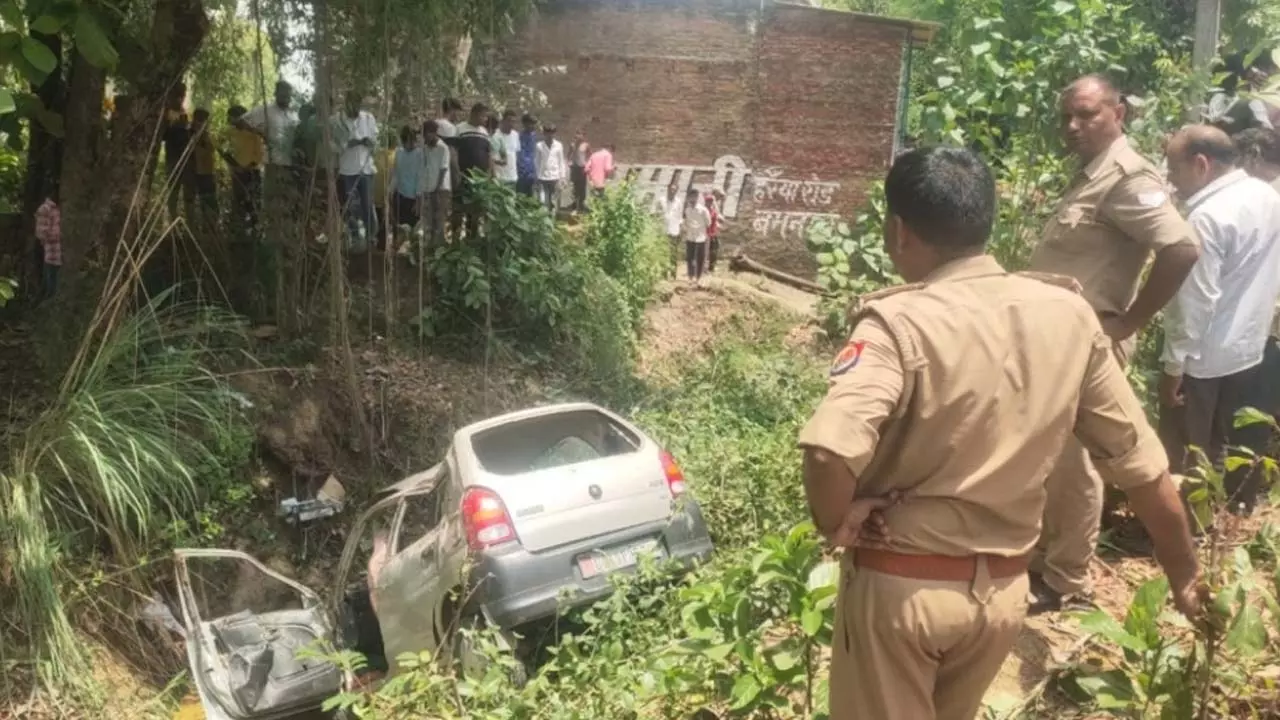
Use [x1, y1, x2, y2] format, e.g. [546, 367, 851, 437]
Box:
[1, 295, 252, 690]
[1064, 408, 1280, 719]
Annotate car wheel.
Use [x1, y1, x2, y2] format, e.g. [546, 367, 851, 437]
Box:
[451, 613, 530, 688]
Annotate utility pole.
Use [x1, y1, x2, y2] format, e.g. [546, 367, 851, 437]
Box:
[1189, 0, 1221, 121]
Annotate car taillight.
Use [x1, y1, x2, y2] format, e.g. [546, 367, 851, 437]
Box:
[660, 449, 686, 497]
[461, 487, 516, 550]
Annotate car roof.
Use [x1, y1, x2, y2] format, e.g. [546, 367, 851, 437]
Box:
[451, 401, 616, 441]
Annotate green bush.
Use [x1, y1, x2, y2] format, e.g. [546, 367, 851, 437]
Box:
[414, 176, 664, 386]
[582, 183, 669, 333]
[636, 321, 826, 549]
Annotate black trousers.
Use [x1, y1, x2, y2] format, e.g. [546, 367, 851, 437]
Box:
[685, 241, 707, 280]
[571, 165, 588, 212]
[231, 168, 261, 239]
[1159, 339, 1280, 514]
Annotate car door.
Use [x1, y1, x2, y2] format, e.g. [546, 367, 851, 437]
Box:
[365, 468, 459, 673]
[173, 549, 343, 720]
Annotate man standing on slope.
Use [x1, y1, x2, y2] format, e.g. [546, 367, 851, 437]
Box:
[1159, 125, 1280, 517]
[799, 145, 1203, 720]
[1025, 74, 1199, 614]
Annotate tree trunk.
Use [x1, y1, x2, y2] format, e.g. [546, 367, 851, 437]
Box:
[55, 0, 208, 306]
[56, 55, 107, 288]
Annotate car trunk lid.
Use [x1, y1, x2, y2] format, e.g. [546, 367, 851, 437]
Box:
[488, 451, 673, 553]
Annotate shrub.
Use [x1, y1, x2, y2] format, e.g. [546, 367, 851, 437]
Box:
[415, 177, 663, 386]
[581, 184, 669, 333]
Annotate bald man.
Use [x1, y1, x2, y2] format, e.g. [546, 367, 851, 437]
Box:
[1161, 125, 1280, 518]
[1027, 74, 1199, 614]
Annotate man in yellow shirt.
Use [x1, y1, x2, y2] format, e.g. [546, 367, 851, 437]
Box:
[223, 105, 266, 240]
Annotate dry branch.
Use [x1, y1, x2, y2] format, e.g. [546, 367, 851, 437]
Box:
[728, 251, 831, 297]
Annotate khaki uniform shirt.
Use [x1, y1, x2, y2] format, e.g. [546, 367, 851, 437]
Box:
[798, 255, 1168, 558]
[1028, 136, 1196, 322]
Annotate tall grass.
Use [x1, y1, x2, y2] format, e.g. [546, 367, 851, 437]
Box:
[2, 111, 252, 691]
[2, 294, 249, 689]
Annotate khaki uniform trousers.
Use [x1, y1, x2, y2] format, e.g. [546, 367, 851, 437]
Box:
[830, 560, 1029, 720]
[1033, 334, 1132, 596]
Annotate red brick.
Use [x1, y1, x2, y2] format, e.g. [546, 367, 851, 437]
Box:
[497, 0, 917, 275]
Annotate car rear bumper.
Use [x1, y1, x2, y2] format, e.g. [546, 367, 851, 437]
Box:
[468, 500, 714, 629]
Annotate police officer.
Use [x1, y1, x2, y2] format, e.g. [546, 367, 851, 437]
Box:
[1026, 74, 1199, 613]
[798, 146, 1202, 720]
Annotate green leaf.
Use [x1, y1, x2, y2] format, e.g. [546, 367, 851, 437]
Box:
[771, 650, 799, 672]
[1124, 577, 1169, 645]
[702, 643, 734, 662]
[73, 9, 118, 68]
[1077, 610, 1148, 653]
[1072, 670, 1137, 706]
[0, 87, 13, 115]
[937, 75, 954, 89]
[21, 37, 57, 74]
[1225, 603, 1267, 655]
[0, 0, 22, 29]
[801, 608, 823, 637]
[1052, 0, 1074, 14]
[733, 596, 753, 637]
[730, 674, 762, 710]
[1235, 406, 1276, 429]
[31, 15, 65, 34]
[969, 41, 992, 57]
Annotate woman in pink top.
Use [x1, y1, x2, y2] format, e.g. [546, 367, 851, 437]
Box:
[584, 144, 616, 209]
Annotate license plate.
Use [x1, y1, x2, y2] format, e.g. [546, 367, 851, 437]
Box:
[577, 539, 663, 579]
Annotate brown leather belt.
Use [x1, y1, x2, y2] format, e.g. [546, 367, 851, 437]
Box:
[853, 548, 1030, 581]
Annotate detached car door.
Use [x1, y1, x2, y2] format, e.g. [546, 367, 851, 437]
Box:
[174, 549, 342, 720]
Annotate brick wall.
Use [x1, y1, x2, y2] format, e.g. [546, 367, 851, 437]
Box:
[498, 0, 916, 276]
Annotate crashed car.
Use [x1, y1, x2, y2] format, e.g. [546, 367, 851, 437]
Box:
[174, 402, 715, 720]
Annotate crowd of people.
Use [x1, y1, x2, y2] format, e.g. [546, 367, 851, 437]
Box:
[117, 81, 621, 260]
[658, 184, 727, 287]
[799, 73, 1280, 720]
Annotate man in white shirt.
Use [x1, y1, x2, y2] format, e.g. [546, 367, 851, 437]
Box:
[534, 124, 567, 213]
[657, 183, 684, 279]
[494, 109, 521, 190]
[436, 98, 462, 140]
[419, 119, 452, 256]
[1235, 128, 1280, 342]
[1160, 124, 1280, 516]
[239, 81, 300, 241]
[331, 89, 379, 251]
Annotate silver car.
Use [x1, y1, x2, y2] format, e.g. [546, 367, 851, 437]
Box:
[174, 402, 715, 720]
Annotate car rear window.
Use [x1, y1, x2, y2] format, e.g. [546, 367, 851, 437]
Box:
[470, 409, 641, 475]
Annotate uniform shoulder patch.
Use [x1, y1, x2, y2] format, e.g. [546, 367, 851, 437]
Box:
[1136, 190, 1168, 208]
[1015, 271, 1083, 295]
[829, 340, 866, 377]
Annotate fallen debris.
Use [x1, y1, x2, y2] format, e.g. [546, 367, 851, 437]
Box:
[279, 475, 347, 525]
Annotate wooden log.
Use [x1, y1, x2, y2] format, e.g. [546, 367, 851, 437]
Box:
[728, 251, 832, 296]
